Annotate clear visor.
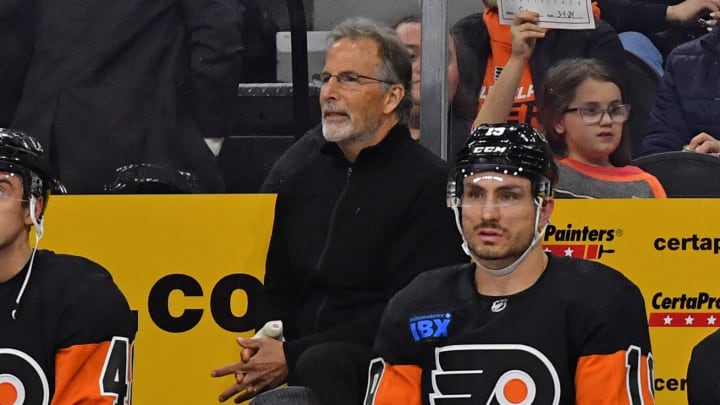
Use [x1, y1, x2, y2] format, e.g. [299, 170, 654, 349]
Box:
[0, 172, 22, 201]
[447, 164, 552, 208]
[453, 172, 533, 208]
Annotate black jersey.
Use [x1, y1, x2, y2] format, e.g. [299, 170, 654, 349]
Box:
[687, 328, 720, 405]
[0, 250, 136, 404]
[366, 253, 654, 405]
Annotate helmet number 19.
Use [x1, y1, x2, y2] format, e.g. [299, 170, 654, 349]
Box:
[484, 127, 507, 136]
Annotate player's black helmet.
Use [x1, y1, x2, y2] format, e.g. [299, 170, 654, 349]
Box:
[448, 123, 558, 205]
[104, 163, 199, 194]
[0, 128, 64, 208]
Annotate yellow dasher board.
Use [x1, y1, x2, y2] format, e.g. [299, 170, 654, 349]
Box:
[40, 196, 719, 404]
[42, 194, 275, 404]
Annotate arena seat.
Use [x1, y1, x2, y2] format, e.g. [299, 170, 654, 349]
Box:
[631, 151, 720, 197]
[221, 83, 320, 193]
[622, 50, 661, 159]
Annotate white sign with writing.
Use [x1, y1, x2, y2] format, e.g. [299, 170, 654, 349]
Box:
[498, 0, 596, 29]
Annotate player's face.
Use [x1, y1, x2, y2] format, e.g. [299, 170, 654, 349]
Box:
[0, 172, 31, 251]
[319, 38, 391, 146]
[460, 173, 538, 268]
[553, 78, 624, 167]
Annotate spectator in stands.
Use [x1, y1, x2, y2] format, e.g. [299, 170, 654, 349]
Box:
[0, 0, 31, 128]
[8, 0, 244, 193]
[640, 26, 720, 156]
[687, 328, 720, 404]
[537, 58, 666, 198]
[453, 0, 626, 133]
[364, 123, 655, 404]
[596, 0, 719, 75]
[211, 17, 466, 405]
[473, 11, 665, 198]
[393, 15, 470, 156]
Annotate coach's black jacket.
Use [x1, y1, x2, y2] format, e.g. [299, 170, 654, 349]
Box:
[258, 124, 467, 369]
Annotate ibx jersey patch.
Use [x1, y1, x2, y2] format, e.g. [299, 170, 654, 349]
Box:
[409, 313, 452, 342]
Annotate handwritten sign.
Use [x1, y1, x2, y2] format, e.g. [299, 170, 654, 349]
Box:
[498, 0, 596, 29]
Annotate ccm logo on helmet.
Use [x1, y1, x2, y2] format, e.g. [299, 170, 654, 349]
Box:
[472, 146, 508, 154]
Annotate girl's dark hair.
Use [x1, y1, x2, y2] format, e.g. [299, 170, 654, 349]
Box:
[537, 58, 631, 166]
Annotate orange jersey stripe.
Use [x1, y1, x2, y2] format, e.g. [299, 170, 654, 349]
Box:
[52, 339, 132, 404]
[369, 361, 422, 405]
[576, 348, 654, 404]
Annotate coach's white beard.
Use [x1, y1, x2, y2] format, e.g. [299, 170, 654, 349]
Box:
[322, 117, 380, 146]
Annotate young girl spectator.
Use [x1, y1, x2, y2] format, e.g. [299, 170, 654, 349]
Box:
[473, 12, 665, 198]
[537, 58, 666, 198]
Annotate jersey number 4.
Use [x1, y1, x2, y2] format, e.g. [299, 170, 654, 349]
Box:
[101, 337, 134, 405]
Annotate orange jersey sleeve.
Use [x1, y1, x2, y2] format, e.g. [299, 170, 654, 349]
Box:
[52, 337, 134, 405]
[576, 346, 654, 405]
[364, 358, 422, 405]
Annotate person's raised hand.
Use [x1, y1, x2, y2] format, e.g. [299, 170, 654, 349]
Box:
[511, 11, 548, 61]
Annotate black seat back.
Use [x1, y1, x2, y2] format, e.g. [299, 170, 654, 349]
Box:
[631, 151, 720, 197]
[221, 83, 321, 193]
[622, 50, 661, 159]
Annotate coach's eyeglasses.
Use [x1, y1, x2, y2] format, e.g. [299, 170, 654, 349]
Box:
[311, 72, 395, 90]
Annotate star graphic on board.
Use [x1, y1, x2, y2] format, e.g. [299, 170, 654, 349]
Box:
[564, 247, 574, 256]
[544, 247, 552, 253]
[663, 315, 673, 325]
[708, 315, 717, 325]
[685, 315, 695, 325]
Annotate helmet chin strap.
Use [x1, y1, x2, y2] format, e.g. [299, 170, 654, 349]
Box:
[451, 196, 548, 277]
[11, 196, 43, 320]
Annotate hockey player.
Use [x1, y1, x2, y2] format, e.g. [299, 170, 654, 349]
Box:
[364, 123, 654, 404]
[687, 328, 720, 404]
[0, 128, 136, 404]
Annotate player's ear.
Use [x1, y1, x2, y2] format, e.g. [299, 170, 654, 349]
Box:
[25, 195, 44, 227]
[540, 197, 554, 228]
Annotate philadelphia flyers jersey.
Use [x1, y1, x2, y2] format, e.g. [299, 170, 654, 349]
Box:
[365, 253, 654, 405]
[0, 250, 137, 404]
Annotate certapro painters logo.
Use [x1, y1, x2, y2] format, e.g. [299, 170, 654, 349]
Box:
[542, 224, 620, 260]
[653, 234, 720, 254]
[648, 292, 720, 327]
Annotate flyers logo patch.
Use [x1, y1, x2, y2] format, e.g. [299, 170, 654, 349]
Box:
[0, 349, 50, 405]
[430, 344, 560, 404]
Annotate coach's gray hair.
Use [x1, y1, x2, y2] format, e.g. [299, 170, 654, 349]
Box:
[329, 17, 413, 124]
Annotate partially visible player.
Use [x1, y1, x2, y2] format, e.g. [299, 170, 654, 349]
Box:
[364, 123, 654, 405]
[0, 128, 137, 404]
[687, 328, 720, 405]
